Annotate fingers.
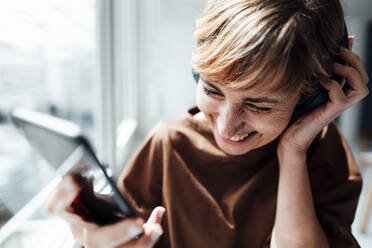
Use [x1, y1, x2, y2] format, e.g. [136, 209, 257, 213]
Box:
[116, 207, 166, 248]
[124, 224, 163, 248]
[320, 79, 347, 106]
[47, 176, 165, 248]
[48, 176, 165, 248]
[134, 207, 166, 247]
[46, 175, 82, 215]
[142, 207, 166, 245]
[333, 63, 369, 104]
[146, 206, 166, 224]
[117, 225, 163, 248]
[46, 174, 97, 243]
[141, 222, 164, 247]
[81, 218, 145, 248]
[339, 47, 370, 84]
[327, 35, 370, 107]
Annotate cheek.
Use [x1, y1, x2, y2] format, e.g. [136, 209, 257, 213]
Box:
[249, 112, 292, 138]
[196, 86, 219, 114]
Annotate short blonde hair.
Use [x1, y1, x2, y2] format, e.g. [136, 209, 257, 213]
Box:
[191, 0, 345, 95]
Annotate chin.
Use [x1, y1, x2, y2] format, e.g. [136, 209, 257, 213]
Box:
[220, 146, 253, 156]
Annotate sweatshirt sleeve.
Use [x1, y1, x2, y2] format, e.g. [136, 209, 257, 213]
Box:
[307, 123, 362, 247]
[116, 123, 165, 221]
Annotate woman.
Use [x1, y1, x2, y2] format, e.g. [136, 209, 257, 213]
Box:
[47, 0, 369, 247]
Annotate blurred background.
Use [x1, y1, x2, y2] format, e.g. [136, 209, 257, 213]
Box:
[0, 0, 371, 246]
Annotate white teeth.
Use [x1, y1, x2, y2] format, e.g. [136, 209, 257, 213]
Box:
[230, 134, 249, 141]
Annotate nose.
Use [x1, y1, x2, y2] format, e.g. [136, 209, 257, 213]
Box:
[216, 103, 245, 138]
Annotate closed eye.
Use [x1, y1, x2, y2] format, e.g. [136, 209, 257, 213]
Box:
[203, 84, 272, 113]
[203, 87, 223, 97]
[245, 103, 272, 113]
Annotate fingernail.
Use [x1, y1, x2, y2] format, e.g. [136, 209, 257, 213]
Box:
[128, 225, 143, 237]
[158, 207, 166, 219]
[151, 227, 163, 241]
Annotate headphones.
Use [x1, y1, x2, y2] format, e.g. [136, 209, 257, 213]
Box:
[192, 24, 349, 111]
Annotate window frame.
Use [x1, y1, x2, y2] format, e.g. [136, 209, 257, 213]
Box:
[96, 0, 138, 172]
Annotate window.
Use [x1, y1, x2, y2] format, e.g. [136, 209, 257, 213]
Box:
[0, 0, 98, 228]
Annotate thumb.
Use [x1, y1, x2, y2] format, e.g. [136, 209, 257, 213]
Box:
[139, 207, 165, 247]
[147, 206, 166, 224]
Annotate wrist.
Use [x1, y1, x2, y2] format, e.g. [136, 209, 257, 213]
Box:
[278, 141, 307, 156]
[277, 144, 307, 168]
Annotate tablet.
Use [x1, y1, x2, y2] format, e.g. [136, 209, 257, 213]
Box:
[11, 108, 136, 224]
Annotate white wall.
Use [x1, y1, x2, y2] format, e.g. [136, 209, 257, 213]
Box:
[136, 0, 207, 133]
[343, 0, 372, 18]
[340, 1, 372, 149]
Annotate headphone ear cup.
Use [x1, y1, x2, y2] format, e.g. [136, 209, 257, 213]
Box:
[297, 89, 329, 111]
[297, 23, 349, 111]
[192, 70, 200, 84]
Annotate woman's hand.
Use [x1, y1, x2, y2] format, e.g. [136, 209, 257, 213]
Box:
[46, 174, 165, 248]
[279, 36, 369, 155]
[271, 39, 369, 246]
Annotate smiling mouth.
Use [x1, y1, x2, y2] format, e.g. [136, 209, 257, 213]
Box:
[222, 131, 257, 144]
[230, 134, 250, 142]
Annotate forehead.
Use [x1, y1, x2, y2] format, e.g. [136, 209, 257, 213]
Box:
[201, 62, 301, 92]
[201, 76, 300, 103]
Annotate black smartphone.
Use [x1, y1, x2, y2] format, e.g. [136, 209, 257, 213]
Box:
[11, 108, 136, 225]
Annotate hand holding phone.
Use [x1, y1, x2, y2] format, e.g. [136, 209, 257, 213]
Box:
[46, 174, 165, 248]
[11, 108, 136, 223]
[10, 108, 166, 247]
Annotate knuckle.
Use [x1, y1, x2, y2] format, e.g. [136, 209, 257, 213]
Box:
[328, 81, 339, 90]
[345, 66, 356, 76]
[45, 188, 68, 214]
[141, 225, 163, 247]
[45, 198, 67, 215]
[353, 53, 362, 63]
[336, 96, 347, 105]
[45, 198, 55, 214]
[125, 224, 143, 238]
[142, 236, 155, 248]
[338, 91, 348, 102]
[363, 87, 370, 97]
[327, 81, 336, 88]
[349, 68, 361, 82]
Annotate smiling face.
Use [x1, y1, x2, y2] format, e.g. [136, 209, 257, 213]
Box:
[196, 77, 300, 156]
[191, 0, 345, 156]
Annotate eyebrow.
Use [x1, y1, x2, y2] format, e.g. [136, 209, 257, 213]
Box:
[204, 82, 280, 104]
[243, 97, 280, 104]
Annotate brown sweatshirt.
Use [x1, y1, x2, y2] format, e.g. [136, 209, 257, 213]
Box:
[117, 107, 362, 248]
